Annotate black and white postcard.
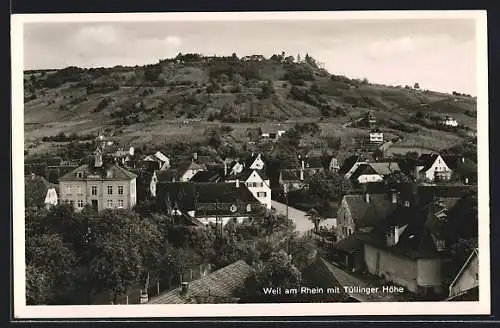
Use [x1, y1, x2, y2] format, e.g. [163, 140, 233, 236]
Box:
[11, 10, 490, 318]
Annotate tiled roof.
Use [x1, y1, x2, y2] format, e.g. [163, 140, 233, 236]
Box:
[369, 162, 401, 175]
[332, 235, 365, 254]
[417, 153, 439, 172]
[343, 193, 396, 228]
[156, 182, 260, 212]
[148, 260, 253, 304]
[226, 168, 268, 182]
[190, 170, 222, 183]
[338, 155, 359, 174]
[58, 163, 137, 181]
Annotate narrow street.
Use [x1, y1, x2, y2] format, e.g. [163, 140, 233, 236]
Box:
[271, 200, 314, 235]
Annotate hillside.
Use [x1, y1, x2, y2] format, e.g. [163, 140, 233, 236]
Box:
[23, 53, 477, 157]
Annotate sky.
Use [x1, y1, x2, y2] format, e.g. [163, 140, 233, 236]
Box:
[23, 18, 478, 95]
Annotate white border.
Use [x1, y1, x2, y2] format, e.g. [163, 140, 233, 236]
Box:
[12, 10, 490, 319]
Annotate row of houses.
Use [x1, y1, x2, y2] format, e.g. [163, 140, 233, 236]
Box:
[332, 182, 478, 300]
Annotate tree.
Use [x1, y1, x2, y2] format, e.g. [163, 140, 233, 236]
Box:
[286, 234, 317, 270]
[87, 210, 146, 303]
[306, 208, 323, 232]
[252, 250, 302, 297]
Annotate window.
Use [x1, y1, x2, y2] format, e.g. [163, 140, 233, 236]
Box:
[257, 192, 267, 197]
[404, 201, 410, 207]
[436, 239, 446, 251]
[107, 186, 113, 195]
[77, 200, 84, 208]
[246, 204, 252, 212]
[69, 200, 74, 207]
[76, 186, 83, 195]
[118, 185, 124, 195]
[76, 171, 83, 178]
[65, 186, 72, 195]
[118, 199, 124, 208]
[107, 200, 113, 208]
[91, 186, 97, 195]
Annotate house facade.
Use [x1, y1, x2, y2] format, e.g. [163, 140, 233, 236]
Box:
[246, 153, 266, 171]
[441, 116, 458, 127]
[369, 130, 384, 144]
[448, 249, 479, 299]
[364, 243, 445, 295]
[225, 169, 271, 209]
[416, 154, 453, 182]
[58, 151, 137, 211]
[336, 192, 395, 241]
[156, 181, 263, 227]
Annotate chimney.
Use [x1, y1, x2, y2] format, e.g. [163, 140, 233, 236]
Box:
[461, 157, 465, 163]
[224, 162, 228, 176]
[181, 282, 189, 295]
[365, 192, 370, 203]
[193, 152, 198, 161]
[31, 172, 35, 180]
[386, 226, 399, 246]
[301, 160, 305, 170]
[236, 179, 240, 188]
[300, 169, 304, 181]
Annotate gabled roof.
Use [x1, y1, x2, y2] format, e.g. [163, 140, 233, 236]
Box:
[148, 260, 253, 304]
[156, 182, 260, 212]
[190, 170, 222, 183]
[177, 161, 206, 176]
[369, 162, 401, 175]
[226, 168, 268, 182]
[449, 248, 479, 292]
[342, 193, 396, 228]
[417, 153, 440, 172]
[154, 151, 169, 163]
[339, 155, 359, 174]
[58, 163, 137, 181]
[244, 153, 265, 167]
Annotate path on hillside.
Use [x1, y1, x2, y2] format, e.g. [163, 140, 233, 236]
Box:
[271, 200, 314, 235]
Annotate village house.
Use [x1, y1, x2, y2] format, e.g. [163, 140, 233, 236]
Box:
[224, 168, 272, 209]
[336, 189, 399, 241]
[141, 151, 170, 171]
[244, 153, 266, 171]
[58, 147, 137, 211]
[441, 116, 458, 127]
[112, 146, 136, 167]
[369, 129, 384, 144]
[25, 173, 59, 208]
[328, 156, 340, 172]
[442, 155, 478, 185]
[177, 161, 207, 182]
[342, 185, 477, 298]
[416, 153, 453, 182]
[260, 127, 287, 141]
[447, 248, 479, 301]
[349, 161, 402, 184]
[155, 181, 263, 226]
[145, 169, 181, 199]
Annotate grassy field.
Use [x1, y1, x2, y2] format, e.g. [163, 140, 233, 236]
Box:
[23, 56, 476, 156]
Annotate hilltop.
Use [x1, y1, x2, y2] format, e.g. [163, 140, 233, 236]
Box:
[23, 52, 477, 158]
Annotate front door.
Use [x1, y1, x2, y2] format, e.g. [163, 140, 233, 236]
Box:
[91, 199, 98, 210]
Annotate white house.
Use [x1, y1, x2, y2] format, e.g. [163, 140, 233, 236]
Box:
[246, 153, 266, 171]
[369, 130, 384, 144]
[350, 162, 401, 184]
[178, 161, 206, 182]
[328, 157, 340, 172]
[448, 248, 479, 299]
[441, 116, 458, 127]
[225, 169, 271, 209]
[416, 154, 453, 182]
[44, 188, 58, 209]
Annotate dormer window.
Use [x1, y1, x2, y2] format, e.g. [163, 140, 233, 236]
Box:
[76, 171, 83, 178]
[246, 204, 252, 212]
[404, 200, 410, 207]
